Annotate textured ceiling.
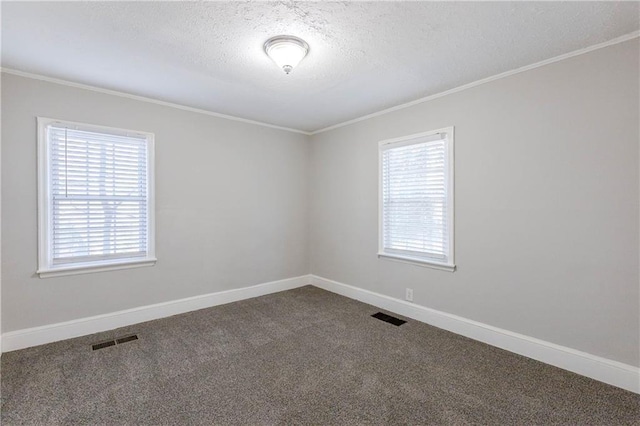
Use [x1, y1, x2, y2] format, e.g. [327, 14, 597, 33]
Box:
[2, 1, 639, 132]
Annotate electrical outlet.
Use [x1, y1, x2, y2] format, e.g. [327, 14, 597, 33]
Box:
[405, 288, 414, 302]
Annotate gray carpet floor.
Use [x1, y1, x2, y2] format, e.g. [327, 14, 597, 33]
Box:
[1, 286, 639, 425]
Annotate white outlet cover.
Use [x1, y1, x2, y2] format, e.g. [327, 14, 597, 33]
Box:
[405, 288, 414, 302]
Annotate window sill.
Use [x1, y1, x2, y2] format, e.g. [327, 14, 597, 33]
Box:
[377, 253, 456, 272]
[37, 258, 157, 278]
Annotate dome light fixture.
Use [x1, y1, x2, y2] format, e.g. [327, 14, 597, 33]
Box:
[264, 35, 309, 74]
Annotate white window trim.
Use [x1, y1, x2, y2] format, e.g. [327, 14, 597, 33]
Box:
[37, 117, 157, 278]
[378, 126, 456, 272]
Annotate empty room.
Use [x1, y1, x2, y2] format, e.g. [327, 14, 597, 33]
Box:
[1, 1, 639, 424]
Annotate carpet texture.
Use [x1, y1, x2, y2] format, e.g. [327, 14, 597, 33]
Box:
[2, 286, 638, 425]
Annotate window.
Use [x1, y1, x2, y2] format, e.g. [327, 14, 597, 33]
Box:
[37, 118, 155, 278]
[378, 127, 455, 271]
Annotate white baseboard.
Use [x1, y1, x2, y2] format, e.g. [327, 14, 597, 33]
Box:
[3, 273, 638, 394]
[1, 275, 311, 353]
[311, 275, 640, 394]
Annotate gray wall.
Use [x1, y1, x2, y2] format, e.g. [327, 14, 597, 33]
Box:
[2, 39, 638, 368]
[309, 40, 639, 367]
[1, 73, 310, 332]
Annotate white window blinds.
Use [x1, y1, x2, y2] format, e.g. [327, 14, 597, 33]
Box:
[379, 129, 454, 269]
[38, 118, 155, 276]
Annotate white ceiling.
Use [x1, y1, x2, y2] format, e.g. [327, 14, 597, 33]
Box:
[2, 2, 638, 133]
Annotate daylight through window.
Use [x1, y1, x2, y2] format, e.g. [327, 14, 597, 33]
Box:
[37, 118, 155, 277]
[379, 127, 455, 271]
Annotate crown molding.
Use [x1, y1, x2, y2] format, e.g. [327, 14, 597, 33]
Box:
[2, 31, 637, 137]
[310, 31, 640, 135]
[0, 67, 312, 136]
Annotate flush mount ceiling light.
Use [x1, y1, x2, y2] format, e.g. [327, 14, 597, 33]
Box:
[264, 35, 309, 74]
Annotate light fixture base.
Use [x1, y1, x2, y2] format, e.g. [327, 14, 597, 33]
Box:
[264, 35, 309, 74]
